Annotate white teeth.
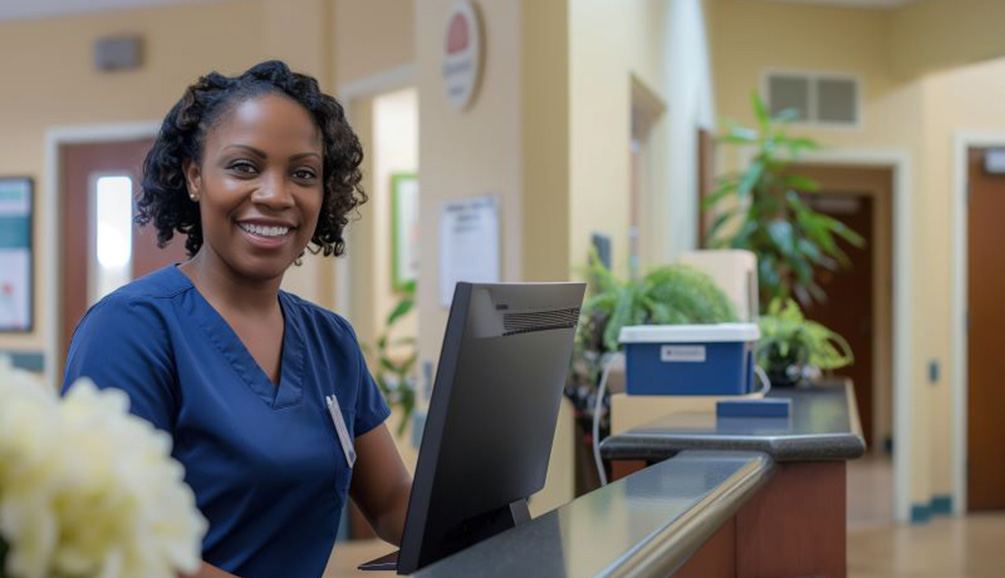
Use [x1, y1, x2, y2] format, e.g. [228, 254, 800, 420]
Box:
[240, 223, 290, 238]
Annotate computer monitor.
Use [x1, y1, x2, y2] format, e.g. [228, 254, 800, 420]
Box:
[360, 281, 585, 574]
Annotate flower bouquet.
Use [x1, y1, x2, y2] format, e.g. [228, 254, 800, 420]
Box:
[0, 357, 206, 578]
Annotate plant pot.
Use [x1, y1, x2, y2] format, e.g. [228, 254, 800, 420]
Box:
[767, 364, 801, 387]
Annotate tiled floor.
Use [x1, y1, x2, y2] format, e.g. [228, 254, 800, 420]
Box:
[847, 453, 1005, 577]
[849, 513, 1005, 578]
[847, 451, 894, 529]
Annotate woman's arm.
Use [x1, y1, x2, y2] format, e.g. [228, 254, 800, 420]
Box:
[349, 423, 413, 545]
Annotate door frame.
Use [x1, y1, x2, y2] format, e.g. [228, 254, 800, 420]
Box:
[951, 131, 1005, 515]
[336, 64, 416, 316]
[42, 122, 159, 386]
[768, 147, 913, 522]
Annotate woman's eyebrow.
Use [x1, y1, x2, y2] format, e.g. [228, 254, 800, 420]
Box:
[223, 144, 267, 158]
[289, 152, 322, 162]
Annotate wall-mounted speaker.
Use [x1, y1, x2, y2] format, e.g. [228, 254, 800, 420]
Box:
[94, 35, 143, 72]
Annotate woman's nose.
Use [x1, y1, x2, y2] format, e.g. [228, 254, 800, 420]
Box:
[252, 170, 295, 209]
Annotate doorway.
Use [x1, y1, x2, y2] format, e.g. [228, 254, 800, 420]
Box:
[59, 138, 187, 374]
[789, 164, 894, 451]
[964, 147, 1005, 511]
[789, 163, 895, 526]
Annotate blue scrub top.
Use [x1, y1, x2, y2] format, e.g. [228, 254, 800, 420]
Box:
[62, 265, 391, 578]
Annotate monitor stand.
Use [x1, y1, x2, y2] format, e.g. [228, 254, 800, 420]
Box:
[358, 499, 531, 572]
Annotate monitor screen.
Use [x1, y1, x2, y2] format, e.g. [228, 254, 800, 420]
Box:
[396, 281, 585, 574]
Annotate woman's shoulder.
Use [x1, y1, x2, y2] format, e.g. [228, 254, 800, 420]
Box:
[279, 291, 359, 343]
[79, 266, 188, 330]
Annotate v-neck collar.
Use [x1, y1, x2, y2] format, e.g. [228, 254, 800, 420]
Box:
[171, 265, 305, 410]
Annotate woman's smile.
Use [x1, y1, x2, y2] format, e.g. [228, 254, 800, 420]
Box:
[236, 218, 297, 250]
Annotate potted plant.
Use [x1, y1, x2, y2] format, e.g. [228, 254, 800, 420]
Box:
[757, 298, 854, 386]
[567, 252, 738, 422]
[367, 284, 418, 439]
[704, 92, 864, 307]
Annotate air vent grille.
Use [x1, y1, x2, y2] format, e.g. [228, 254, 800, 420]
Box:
[503, 307, 580, 336]
[765, 71, 859, 127]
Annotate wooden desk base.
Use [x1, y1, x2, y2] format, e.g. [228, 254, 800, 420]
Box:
[611, 460, 847, 578]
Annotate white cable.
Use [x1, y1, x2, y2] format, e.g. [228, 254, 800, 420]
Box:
[754, 364, 772, 396]
[592, 352, 621, 487]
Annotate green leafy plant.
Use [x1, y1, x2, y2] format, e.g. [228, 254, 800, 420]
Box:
[705, 92, 864, 307]
[757, 298, 853, 384]
[566, 252, 739, 456]
[367, 285, 417, 439]
[577, 251, 738, 356]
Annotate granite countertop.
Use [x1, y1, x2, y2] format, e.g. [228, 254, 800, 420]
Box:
[414, 451, 774, 578]
[600, 381, 866, 462]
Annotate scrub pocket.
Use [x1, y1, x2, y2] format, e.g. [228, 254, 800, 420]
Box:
[323, 400, 356, 491]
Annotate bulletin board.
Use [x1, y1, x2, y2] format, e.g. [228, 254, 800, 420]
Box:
[0, 177, 33, 332]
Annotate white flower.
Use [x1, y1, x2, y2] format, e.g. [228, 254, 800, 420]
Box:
[0, 357, 207, 578]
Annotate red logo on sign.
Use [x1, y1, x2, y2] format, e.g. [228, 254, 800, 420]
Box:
[446, 13, 469, 54]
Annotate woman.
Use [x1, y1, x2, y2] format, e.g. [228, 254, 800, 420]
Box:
[62, 61, 412, 578]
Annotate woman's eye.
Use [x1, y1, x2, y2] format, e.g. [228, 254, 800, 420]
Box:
[229, 161, 258, 175]
[293, 168, 318, 181]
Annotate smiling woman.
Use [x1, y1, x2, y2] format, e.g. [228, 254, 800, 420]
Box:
[60, 61, 413, 578]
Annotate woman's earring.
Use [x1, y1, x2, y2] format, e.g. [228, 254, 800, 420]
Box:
[189, 193, 199, 202]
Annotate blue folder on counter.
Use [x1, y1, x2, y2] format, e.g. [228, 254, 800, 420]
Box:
[716, 398, 791, 418]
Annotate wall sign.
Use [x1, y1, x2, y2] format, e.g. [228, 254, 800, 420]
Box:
[442, 1, 483, 111]
[439, 196, 499, 307]
[391, 173, 420, 291]
[0, 177, 33, 332]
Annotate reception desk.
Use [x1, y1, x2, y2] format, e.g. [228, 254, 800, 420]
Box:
[600, 381, 865, 577]
[415, 451, 774, 577]
[335, 382, 863, 577]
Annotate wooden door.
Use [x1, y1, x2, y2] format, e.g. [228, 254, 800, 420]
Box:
[967, 147, 1005, 511]
[803, 194, 875, 446]
[786, 164, 895, 451]
[59, 139, 187, 374]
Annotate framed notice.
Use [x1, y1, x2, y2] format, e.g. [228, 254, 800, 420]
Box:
[438, 195, 500, 307]
[391, 173, 420, 291]
[0, 177, 33, 332]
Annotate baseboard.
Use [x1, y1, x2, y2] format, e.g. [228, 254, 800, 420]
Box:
[930, 494, 953, 515]
[910, 494, 954, 524]
[0, 350, 45, 374]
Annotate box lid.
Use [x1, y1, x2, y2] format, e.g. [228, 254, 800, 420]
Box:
[618, 323, 760, 344]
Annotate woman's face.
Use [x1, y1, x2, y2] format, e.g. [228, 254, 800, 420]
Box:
[184, 93, 324, 282]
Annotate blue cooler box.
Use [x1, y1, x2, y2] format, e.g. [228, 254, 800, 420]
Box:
[619, 323, 760, 395]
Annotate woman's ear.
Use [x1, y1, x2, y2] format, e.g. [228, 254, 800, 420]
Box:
[183, 160, 202, 202]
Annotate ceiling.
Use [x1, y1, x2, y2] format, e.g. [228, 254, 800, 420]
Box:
[0, 0, 221, 22]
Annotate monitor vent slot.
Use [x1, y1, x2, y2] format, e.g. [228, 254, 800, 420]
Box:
[503, 307, 580, 336]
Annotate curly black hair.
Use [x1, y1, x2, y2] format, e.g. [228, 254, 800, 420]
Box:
[136, 60, 365, 258]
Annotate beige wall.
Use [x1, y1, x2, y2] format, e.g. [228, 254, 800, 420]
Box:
[416, 0, 577, 514]
[711, 0, 939, 512]
[415, 0, 523, 364]
[917, 56, 1005, 498]
[0, 0, 270, 359]
[569, 0, 716, 275]
[569, 0, 667, 277]
[0, 0, 418, 374]
[333, 0, 414, 88]
[890, 0, 1005, 80]
[711, 0, 1005, 514]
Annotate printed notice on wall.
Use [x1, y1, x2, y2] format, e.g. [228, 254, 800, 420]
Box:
[0, 178, 32, 332]
[439, 196, 500, 307]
